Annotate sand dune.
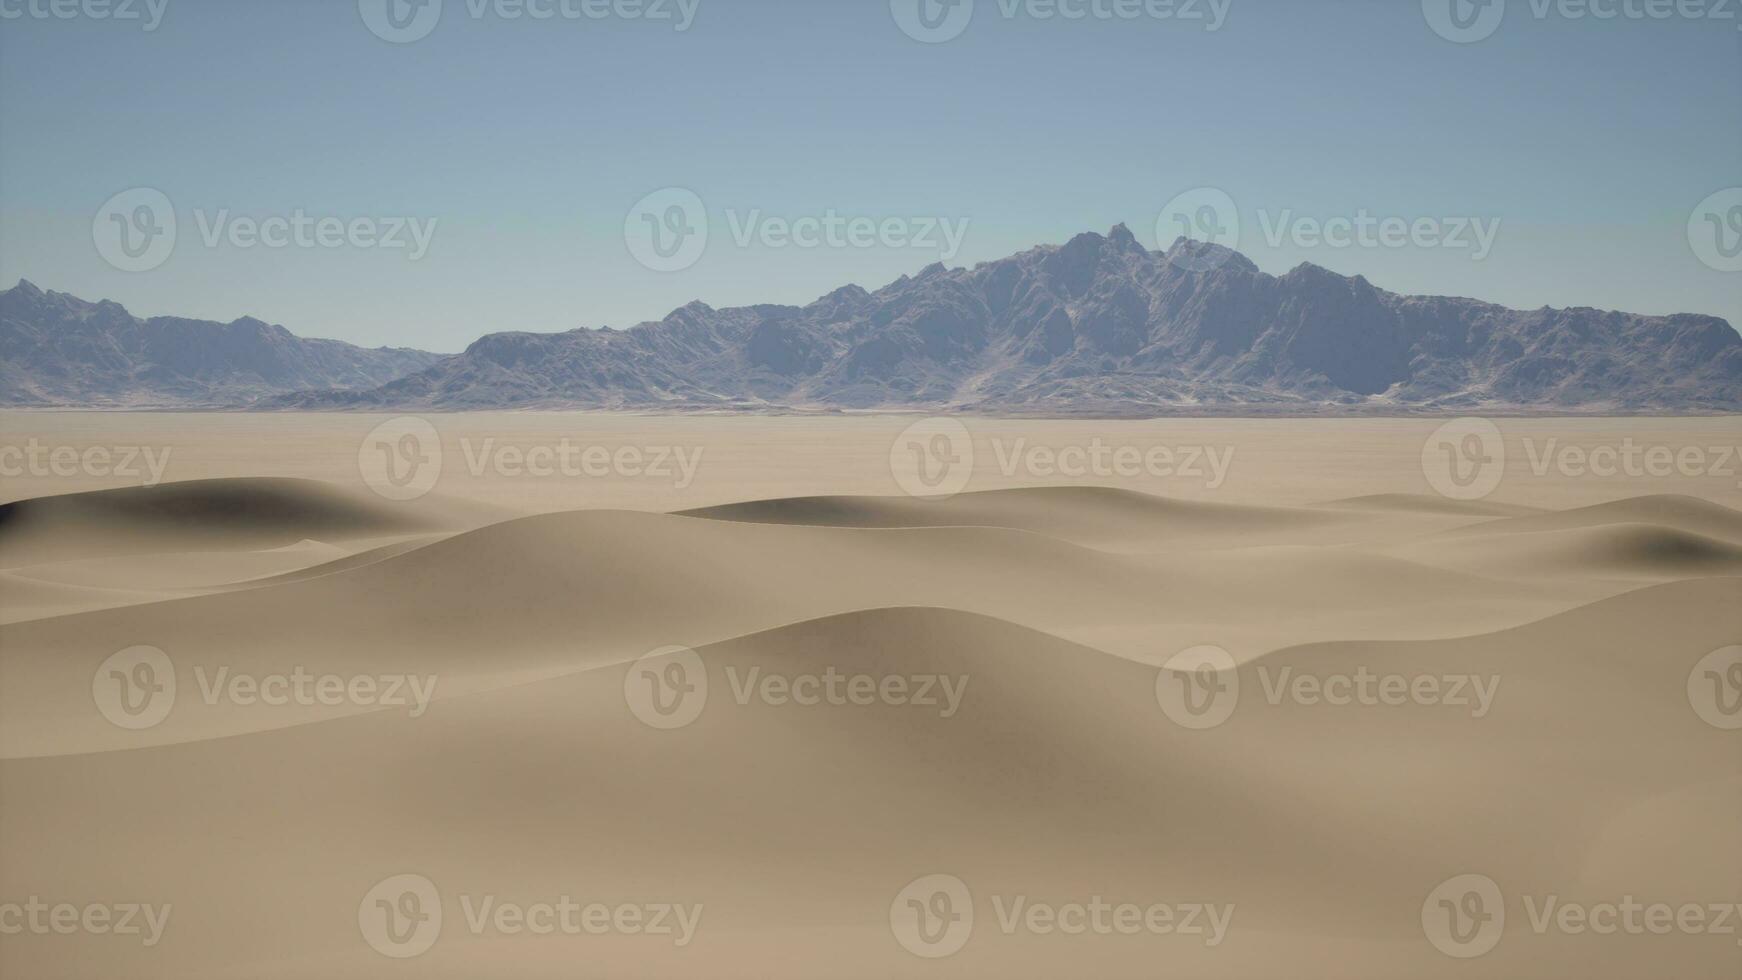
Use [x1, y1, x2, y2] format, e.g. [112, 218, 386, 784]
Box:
[1405, 522, 1742, 581]
[6, 540, 351, 591]
[1313, 493, 1544, 518]
[0, 434, 1737, 980]
[207, 536, 444, 591]
[0, 571, 175, 624]
[2, 588, 1735, 979]
[0, 496, 1589, 756]
[0, 478, 446, 568]
[680, 486, 1360, 551]
[1444, 493, 1742, 543]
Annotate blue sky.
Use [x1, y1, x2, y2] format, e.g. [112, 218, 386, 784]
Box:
[1, 0, 1738, 352]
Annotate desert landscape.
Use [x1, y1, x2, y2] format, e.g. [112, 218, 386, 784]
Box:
[4, 3, 1739, 976]
[0, 413, 1737, 978]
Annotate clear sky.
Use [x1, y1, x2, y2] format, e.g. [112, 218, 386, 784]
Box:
[1, 0, 1738, 352]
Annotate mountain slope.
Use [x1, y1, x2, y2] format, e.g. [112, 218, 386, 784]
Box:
[0, 280, 445, 407]
[9, 226, 1739, 413]
[275, 227, 1742, 414]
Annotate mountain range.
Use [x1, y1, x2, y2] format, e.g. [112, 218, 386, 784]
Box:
[0, 280, 442, 408]
[5, 226, 1739, 413]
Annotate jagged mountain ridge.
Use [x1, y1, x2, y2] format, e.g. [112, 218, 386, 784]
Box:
[0, 280, 445, 408]
[273, 226, 1742, 414]
[7, 226, 1740, 413]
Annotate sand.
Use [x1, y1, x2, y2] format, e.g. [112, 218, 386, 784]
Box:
[0, 413, 1737, 978]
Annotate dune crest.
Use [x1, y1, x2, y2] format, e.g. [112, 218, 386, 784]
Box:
[2, 442, 1737, 978]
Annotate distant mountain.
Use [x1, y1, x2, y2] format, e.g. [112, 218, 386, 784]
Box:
[0, 280, 445, 408]
[273, 227, 1741, 415]
[8, 227, 1741, 414]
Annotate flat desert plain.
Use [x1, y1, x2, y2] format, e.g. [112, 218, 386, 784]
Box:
[0, 413, 1738, 979]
